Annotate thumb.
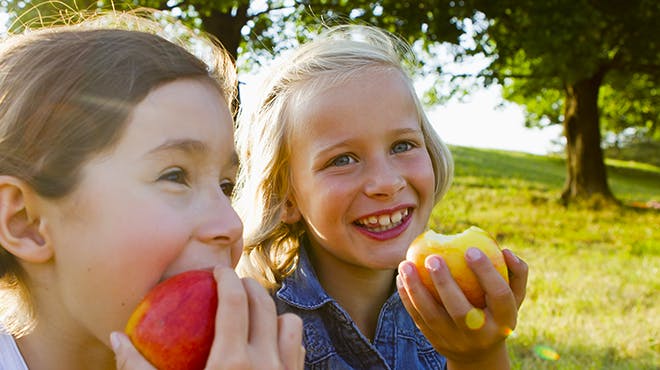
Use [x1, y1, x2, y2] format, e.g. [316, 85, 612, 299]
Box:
[111, 332, 156, 370]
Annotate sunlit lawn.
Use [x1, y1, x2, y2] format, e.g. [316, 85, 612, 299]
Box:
[429, 146, 660, 369]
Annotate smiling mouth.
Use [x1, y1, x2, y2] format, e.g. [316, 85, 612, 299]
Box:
[354, 208, 410, 232]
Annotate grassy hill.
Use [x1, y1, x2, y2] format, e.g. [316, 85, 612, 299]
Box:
[429, 146, 660, 369]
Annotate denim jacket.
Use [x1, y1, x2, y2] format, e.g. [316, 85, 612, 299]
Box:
[274, 244, 447, 370]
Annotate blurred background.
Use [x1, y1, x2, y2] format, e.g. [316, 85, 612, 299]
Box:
[1, 1, 657, 368]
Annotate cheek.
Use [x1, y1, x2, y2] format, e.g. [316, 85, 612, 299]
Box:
[299, 180, 349, 222]
[111, 211, 195, 281]
[405, 154, 437, 217]
[411, 154, 436, 195]
[58, 210, 192, 316]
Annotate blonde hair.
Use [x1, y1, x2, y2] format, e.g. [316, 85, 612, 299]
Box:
[0, 10, 236, 337]
[234, 25, 453, 290]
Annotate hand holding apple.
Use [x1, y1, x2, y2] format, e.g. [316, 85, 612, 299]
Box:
[406, 226, 509, 308]
[125, 270, 217, 370]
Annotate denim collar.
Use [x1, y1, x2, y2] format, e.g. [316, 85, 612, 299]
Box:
[276, 241, 335, 309]
[276, 240, 404, 310]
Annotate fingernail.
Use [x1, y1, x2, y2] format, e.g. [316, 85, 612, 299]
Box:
[425, 255, 442, 271]
[507, 249, 520, 263]
[466, 247, 483, 262]
[110, 332, 121, 352]
[395, 275, 403, 289]
[399, 262, 413, 277]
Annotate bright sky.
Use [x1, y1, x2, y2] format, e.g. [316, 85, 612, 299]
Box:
[427, 86, 564, 155]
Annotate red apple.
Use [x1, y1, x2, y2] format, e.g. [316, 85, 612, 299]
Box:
[406, 226, 509, 308]
[125, 270, 217, 370]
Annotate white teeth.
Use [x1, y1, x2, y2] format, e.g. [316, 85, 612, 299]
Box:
[378, 215, 390, 226]
[356, 209, 409, 231]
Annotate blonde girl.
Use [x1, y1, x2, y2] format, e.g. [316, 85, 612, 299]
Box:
[235, 25, 528, 369]
[0, 12, 303, 370]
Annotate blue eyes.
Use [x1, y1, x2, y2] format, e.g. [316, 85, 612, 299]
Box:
[331, 155, 355, 167]
[328, 141, 415, 168]
[392, 141, 413, 154]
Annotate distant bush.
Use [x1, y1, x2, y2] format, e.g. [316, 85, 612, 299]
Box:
[604, 139, 660, 167]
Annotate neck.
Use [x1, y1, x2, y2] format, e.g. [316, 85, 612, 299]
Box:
[16, 269, 115, 370]
[308, 248, 396, 341]
[17, 322, 115, 370]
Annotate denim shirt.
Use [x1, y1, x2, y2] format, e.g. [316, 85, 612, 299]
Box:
[274, 245, 447, 370]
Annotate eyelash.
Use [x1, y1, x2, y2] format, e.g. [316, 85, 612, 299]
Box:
[329, 154, 356, 167]
[327, 141, 417, 168]
[158, 168, 235, 197]
[219, 180, 235, 197]
[158, 167, 188, 185]
[391, 141, 415, 154]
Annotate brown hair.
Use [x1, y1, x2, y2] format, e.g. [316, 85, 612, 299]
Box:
[0, 13, 236, 336]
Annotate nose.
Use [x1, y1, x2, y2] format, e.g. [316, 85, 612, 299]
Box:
[364, 157, 406, 199]
[197, 192, 243, 247]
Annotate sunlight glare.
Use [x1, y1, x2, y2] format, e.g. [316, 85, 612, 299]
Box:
[465, 307, 486, 330]
[534, 345, 560, 361]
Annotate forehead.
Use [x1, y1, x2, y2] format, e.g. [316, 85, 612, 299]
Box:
[287, 67, 417, 140]
[113, 79, 235, 162]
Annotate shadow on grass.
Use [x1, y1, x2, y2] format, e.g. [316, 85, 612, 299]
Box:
[449, 145, 660, 203]
[510, 341, 660, 370]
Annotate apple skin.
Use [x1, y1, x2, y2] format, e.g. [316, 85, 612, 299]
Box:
[406, 226, 509, 308]
[125, 270, 217, 370]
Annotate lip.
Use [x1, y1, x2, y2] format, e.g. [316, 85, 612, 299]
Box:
[353, 205, 414, 241]
[160, 266, 217, 283]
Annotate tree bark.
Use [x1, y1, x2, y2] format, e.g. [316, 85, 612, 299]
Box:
[198, 5, 250, 114]
[561, 72, 616, 204]
[200, 5, 250, 62]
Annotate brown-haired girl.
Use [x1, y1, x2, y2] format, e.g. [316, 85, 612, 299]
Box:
[0, 12, 303, 370]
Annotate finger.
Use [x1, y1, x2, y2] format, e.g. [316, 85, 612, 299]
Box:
[206, 266, 249, 365]
[111, 332, 156, 370]
[423, 255, 475, 325]
[395, 273, 426, 326]
[466, 248, 516, 330]
[277, 313, 305, 370]
[502, 249, 528, 309]
[242, 277, 280, 363]
[398, 260, 456, 332]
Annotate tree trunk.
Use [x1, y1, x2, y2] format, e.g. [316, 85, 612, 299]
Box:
[561, 72, 615, 204]
[200, 5, 249, 62]
[199, 5, 250, 114]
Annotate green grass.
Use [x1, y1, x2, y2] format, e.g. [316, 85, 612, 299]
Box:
[429, 146, 660, 369]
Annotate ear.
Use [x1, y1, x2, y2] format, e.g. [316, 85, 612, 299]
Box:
[0, 176, 52, 263]
[281, 196, 301, 224]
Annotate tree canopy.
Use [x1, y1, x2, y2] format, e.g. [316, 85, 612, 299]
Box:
[3, 0, 657, 203]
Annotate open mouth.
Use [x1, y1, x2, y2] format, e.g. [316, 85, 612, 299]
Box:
[354, 208, 411, 233]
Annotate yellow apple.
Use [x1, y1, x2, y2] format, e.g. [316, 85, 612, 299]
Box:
[125, 270, 217, 370]
[406, 226, 508, 308]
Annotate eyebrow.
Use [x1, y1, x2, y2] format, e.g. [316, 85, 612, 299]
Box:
[146, 139, 209, 156]
[146, 138, 239, 167]
[314, 127, 423, 157]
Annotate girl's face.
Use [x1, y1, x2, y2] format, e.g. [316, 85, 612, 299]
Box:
[287, 67, 436, 273]
[36, 79, 242, 346]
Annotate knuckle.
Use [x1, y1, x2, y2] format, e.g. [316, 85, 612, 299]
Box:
[222, 288, 248, 308]
[252, 355, 283, 370]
